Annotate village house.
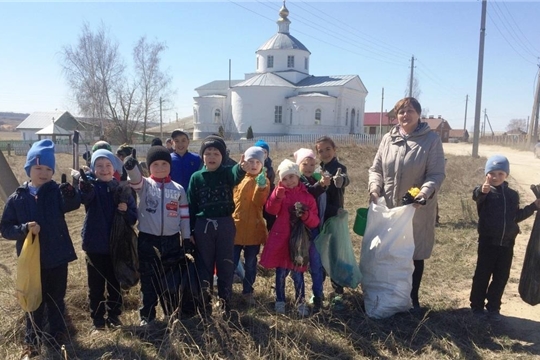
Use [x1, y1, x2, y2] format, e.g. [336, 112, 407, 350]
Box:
[16, 111, 91, 143]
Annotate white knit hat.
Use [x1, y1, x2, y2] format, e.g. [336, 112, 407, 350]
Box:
[277, 159, 301, 180]
[293, 148, 316, 165]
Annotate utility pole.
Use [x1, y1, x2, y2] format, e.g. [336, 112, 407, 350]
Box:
[408, 55, 415, 98]
[472, 0, 487, 158]
[527, 66, 540, 147]
[160, 97, 163, 140]
[463, 94, 469, 131]
[379, 87, 384, 137]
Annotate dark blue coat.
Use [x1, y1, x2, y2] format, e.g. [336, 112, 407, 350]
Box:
[0, 181, 80, 269]
[81, 179, 137, 255]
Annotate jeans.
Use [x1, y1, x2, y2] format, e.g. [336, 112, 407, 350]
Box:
[275, 267, 305, 303]
[234, 245, 260, 295]
[309, 240, 324, 299]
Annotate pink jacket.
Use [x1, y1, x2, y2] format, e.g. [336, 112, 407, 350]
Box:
[260, 181, 319, 272]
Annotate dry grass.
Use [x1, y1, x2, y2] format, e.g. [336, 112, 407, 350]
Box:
[0, 132, 20, 141]
[0, 146, 537, 359]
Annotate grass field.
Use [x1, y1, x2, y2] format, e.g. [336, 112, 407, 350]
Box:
[0, 145, 535, 359]
[0, 131, 21, 141]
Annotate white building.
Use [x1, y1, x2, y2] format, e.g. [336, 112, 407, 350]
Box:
[193, 2, 368, 140]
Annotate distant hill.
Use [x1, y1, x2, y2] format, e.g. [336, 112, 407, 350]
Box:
[0, 112, 28, 128]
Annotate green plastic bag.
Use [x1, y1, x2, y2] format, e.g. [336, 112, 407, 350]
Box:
[16, 232, 42, 312]
[315, 210, 362, 288]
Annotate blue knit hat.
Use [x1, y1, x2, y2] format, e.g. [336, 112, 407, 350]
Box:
[254, 139, 270, 155]
[25, 139, 55, 177]
[91, 149, 124, 173]
[485, 155, 510, 175]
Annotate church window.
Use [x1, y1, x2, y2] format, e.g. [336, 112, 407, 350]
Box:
[315, 109, 321, 125]
[345, 109, 349, 126]
[305, 57, 308, 70]
[268, 55, 274, 68]
[357, 112, 360, 127]
[290, 108, 293, 124]
[256, 57, 259, 70]
[214, 109, 221, 124]
[274, 106, 283, 123]
[287, 55, 294, 68]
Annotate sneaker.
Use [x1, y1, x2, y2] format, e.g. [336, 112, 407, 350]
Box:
[243, 293, 256, 306]
[91, 319, 106, 334]
[106, 316, 123, 329]
[297, 303, 310, 316]
[21, 345, 39, 359]
[312, 296, 323, 313]
[139, 318, 154, 327]
[488, 311, 502, 322]
[331, 295, 344, 311]
[472, 308, 486, 319]
[275, 301, 286, 314]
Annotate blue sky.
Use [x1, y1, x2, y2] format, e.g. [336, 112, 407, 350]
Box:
[1, 1, 539, 132]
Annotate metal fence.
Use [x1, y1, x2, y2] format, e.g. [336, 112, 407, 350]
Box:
[7, 134, 382, 158]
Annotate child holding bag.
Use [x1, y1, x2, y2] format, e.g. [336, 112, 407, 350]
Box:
[260, 159, 319, 316]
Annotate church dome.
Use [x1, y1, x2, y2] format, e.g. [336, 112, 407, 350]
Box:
[258, 33, 310, 52]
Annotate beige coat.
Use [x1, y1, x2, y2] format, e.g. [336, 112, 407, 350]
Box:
[368, 122, 446, 260]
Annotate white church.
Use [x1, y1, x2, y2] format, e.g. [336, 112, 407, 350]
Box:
[193, 2, 368, 140]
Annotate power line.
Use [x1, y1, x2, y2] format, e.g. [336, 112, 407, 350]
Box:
[496, 0, 540, 56]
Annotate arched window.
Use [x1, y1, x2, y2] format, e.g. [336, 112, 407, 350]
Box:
[315, 109, 321, 125]
[290, 108, 293, 125]
[194, 109, 198, 123]
[214, 109, 221, 124]
[357, 112, 360, 127]
[345, 108, 349, 126]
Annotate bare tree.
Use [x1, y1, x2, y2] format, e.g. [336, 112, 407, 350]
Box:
[133, 37, 173, 142]
[404, 75, 422, 100]
[506, 118, 527, 133]
[61, 24, 174, 144]
[61, 22, 125, 137]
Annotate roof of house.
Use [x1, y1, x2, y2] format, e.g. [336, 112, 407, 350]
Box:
[258, 33, 310, 53]
[449, 129, 468, 137]
[363, 112, 393, 126]
[287, 92, 336, 99]
[236, 72, 295, 87]
[146, 115, 194, 135]
[35, 123, 71, 135]
[296, 75, 357, 88]
[423, 117, 451, 130]
[17, 111, 84, 131]
[195, 80, 243, 91]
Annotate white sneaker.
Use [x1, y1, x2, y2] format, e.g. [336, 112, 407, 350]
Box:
[275, 301, 286, 314]
[297, 303, 310, 316]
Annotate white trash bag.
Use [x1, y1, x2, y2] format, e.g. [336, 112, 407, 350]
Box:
[360, 198, 415, 319]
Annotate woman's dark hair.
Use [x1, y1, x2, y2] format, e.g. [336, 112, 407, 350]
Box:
[393, 97, 422, 116]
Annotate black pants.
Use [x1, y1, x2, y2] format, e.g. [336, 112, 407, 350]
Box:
[25, 264, 68, 345]
[470, 242, 513, 312]
[86, 253, 122, 325]
[411, 260, 424, 307]
[194, 217, 236, 305]
[138, 232, 184, 322]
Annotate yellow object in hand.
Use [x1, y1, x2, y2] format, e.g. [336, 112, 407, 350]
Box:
[408, 187, 421, 198]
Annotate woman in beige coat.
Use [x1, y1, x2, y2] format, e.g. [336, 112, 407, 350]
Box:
[368, 97, 446, 311]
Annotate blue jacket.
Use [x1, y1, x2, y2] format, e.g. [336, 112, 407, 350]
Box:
[170, 151, 201, 191]
[0, 180, 80, 269]
[81, 178, 137, 254]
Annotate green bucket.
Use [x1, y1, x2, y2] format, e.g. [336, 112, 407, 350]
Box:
[353, 208, 368, 236]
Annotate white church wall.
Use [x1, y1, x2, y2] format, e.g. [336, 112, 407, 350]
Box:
[232, 86, 293, 136]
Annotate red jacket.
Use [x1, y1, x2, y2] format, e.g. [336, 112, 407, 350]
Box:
[260, 181, 319, 272]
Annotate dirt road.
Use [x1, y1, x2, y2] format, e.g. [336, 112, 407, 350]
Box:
[443, 143, 540, 351]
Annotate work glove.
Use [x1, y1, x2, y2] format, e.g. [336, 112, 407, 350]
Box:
[78, 169, 94, 194]
[334, 168, 344, 189]
[275, 186, 286, 199]
[123, 155, 139, 171]
[59, 174, 76, 198]
[256, 168, 267, 187]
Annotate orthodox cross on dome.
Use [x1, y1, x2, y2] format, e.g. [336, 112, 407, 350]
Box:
[277, 0, 291, 34]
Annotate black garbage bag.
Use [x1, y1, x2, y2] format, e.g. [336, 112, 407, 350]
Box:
[518, 185, 540, 305]
[289, 203, 311, 267]
[110, 185, 139, 290]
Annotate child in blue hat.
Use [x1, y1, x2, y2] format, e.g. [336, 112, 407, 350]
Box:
[470, 154, 540, 321]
